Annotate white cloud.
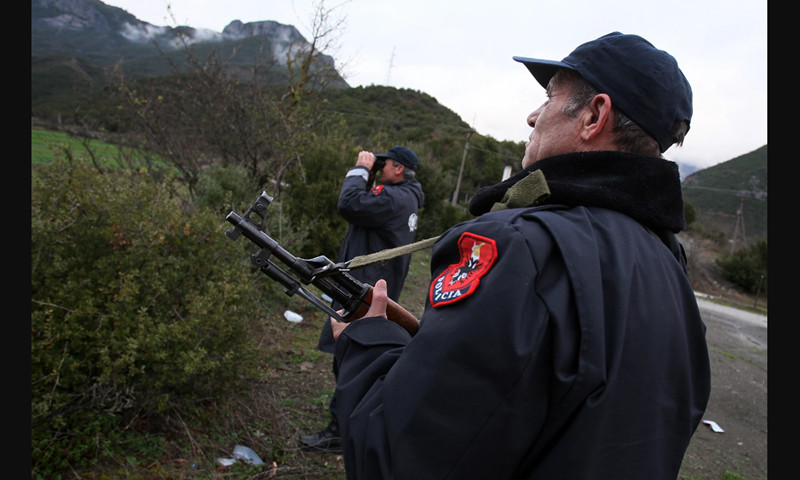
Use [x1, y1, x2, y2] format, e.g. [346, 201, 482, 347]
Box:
[119, 22, 168, 43]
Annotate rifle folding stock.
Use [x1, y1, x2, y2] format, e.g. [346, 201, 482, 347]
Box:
[225, 192, 419, 336]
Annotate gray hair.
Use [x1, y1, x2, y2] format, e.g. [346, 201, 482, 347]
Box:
[390, 159, 416, 180]
[554, 69, 688, 157]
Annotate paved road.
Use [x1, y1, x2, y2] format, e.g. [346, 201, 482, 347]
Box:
[695, 295, 767, 348]
[680, 295, 768, 479]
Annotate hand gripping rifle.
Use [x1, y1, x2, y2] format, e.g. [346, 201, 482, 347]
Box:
[225, 192, 419, 336]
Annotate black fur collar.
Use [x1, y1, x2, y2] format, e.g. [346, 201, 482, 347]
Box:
[468, 151, 686, 232]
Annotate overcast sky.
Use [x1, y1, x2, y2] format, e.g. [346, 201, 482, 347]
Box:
[100, 0, 767, 171]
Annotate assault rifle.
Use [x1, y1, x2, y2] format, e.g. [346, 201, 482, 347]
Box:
[225, 192, 419, 336]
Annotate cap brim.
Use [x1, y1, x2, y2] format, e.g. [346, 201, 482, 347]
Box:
[513, 56, 575, 89]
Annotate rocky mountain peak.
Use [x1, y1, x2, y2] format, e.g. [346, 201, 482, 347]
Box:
[222, 20, 305, 43]
[33, 0, 118, 32]
[32, 0, 347, 89]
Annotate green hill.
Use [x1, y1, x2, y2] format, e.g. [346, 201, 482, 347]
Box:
[681, 145, 767, 242]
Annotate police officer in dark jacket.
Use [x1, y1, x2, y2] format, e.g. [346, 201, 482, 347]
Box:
[329, 32, 711, 479]
[300, 146, 425, 452]
[334, 147, 425, 304]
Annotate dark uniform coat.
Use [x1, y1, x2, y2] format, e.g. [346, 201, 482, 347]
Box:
[318, 165, 425, 353]
[333, 151, 711, 479]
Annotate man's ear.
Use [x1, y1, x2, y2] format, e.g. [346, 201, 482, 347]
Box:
[580, 93, 613, 142]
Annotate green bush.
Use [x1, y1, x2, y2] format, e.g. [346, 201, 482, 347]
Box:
[282, 141, 354, 259]
[31, 158, 266, 476]
[194, 163, 261, 215]
[715, 239, 768, 295]
[684, 200, 697, 226]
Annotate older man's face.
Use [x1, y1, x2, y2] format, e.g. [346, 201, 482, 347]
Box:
[521, 77, 585, 168]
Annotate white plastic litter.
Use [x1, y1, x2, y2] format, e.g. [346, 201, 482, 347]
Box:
[284, 310, 303, 323]
[702, 419, 725, 433]
[233, 445, 264, 465]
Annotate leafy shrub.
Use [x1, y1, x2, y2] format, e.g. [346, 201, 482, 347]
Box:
[282, 141, 354, 259]
[194, 163, 261, 215]
[684, 200, 696, 226]
[31, 158, 266, 476]
[715, 239, 768, 295]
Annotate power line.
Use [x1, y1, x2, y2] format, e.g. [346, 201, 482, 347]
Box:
[682, 185, 767, 201]
[466, 144, 522, 162]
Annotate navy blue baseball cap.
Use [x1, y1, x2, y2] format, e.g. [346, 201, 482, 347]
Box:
[375, 146, 419, 171]
[513, 32, 692, 153]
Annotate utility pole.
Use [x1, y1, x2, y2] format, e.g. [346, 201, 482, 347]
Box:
[386, 46, 395, 85]
[730, 195, 747, 253]
[451, 130, 474, 205]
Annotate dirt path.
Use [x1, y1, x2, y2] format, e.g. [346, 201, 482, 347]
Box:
[678, 299, 768, 480]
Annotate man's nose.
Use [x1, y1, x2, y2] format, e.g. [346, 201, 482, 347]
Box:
[527, 109, 539, 128]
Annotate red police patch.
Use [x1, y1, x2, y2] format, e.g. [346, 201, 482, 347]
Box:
[371, 185, 385, 195]
[430, 232, 498, 307]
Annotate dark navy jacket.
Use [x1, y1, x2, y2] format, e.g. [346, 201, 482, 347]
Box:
[333, 151, 711, 479]
[318, 165, 425, 353]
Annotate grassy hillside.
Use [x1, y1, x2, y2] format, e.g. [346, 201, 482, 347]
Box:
[682, 145, 767, 242]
